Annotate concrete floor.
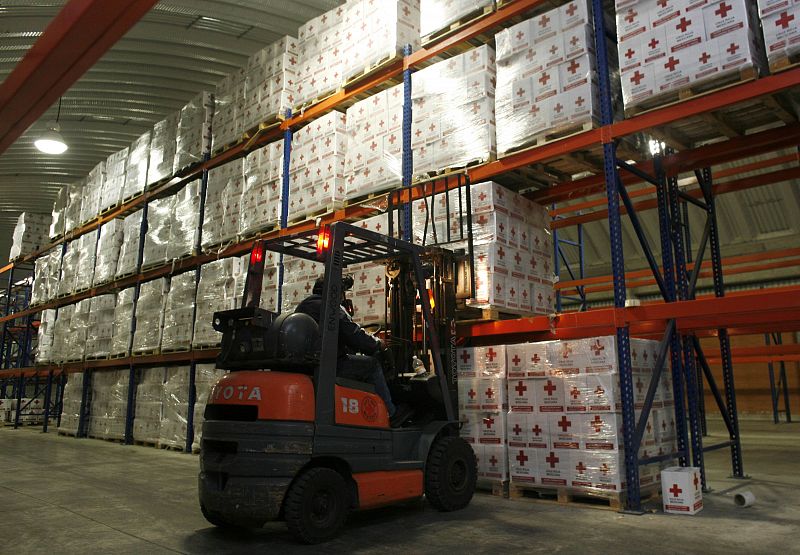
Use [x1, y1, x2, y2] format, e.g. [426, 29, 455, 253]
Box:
[0, 420, 797, 554]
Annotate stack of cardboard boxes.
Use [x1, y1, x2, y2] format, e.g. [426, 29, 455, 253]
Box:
[85, 294, 116, 359]
[174, 92, 214, 173]
[79, 162, 105, 225]
[132, 279, 169, 355]
[93, 220, 124, 286]
[495, 0, 599, 156]
[167, 181, 201, 260]
[87, 369, 129, 440]
[57, 372, 84, 435]
[161, 271, 197, 352]
[9, 212, 50, 261]
[31, 248, 61, 305]
[147, 113, 179, 185]
[124, 131, 151, 201]
[110, 287, 136, 357]
[192, 257, 248, 348]
[142, 196, 175, 269]
[756, 0, 800, 68]
[134, 367, 165, 444]
[102, 148, 127, 213]
[240, 139, 284, 237]
[115, 211, 143, 279]
[615, 0, 765, 110]
[420, 0, 493, 40]
[203, 160, 244, 250]
[35, 309, 56, 364]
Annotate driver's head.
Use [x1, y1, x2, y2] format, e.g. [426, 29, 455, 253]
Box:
[312, 276, 324, 295]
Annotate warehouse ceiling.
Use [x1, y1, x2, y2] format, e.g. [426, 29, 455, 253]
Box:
[0, 0, 798, 294]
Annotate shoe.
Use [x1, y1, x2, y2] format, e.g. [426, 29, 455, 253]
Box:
[390, 404, 413, 428]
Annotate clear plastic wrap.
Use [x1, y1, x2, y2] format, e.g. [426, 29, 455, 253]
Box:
[280, 255, 323, 313]
[50, 185, 68, 239]
[760, 4, 800, 65]
[85, 294, 116, 359]
[132, 278, 168, 354]
[35, 309, 57, 364]
[411, 44, 496, 175]
[110, 287, 136, 357]
[192, 364, 228, 451]
[240, 36, 298, 133]
[87, 369, 129, 440]
[616, 0, 764, 111]
[101, 147, 127, 212]
[192, 258, 247, 347]
[57, 372, 83, 435]
[57, 240, 78, 297]
[9, 211, 50, 261]
[202, 160, 243, 250]
[295, 0, 420, 106]
[287, 111, 346, 222]
[93, 219, 124, 286]
[142, 195, 175, 268]
[134, 366, 166, 443]
[64, 179, 85, 235]
[161, 270, 197, 352]
[31, 248, 59, 305]
[240, 140, 283, 237]
[167, 181, 201, 261]
[79, 161, 105, 224]
[65, 299, 91, 362]
[212, 72, 243, 151]
[75, 232, 97, 291]
[344, 86, 403, 200]
[123, 131, 151, 200]
[174, 91, 214, 173]
[51, 303, 74, 363]
[495, 8, 598, 156]
[147, 112, 179, 185]
[115, 210, 143, 279]
[420, 0, 493, 38]
[160, 366, 190, 449]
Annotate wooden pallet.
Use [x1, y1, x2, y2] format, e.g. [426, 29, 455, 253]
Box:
[287, 203, 343, 227]
[770, 51, 800, 74]
[421, 3, 495, 46]
[508, 483, 660, 511]
[476, 479, 509, 498]
[133, 439, 159, 449]
[57, 430, 77, 437]
[141, 260, 168, 273]
[237, 223, 280, 243]
[413, 154, 495, 183]
[85, 354, 110, 361]
[624, 65, 758, 117]
[158, 442, 186, 453]
[456, 304, 529, 323]
[99, 201, 122, 216]
[344, 188, 394, 208]
[121, 191, 144, 206]
[343, 50, 401, 89]
[88, 434, 125, 444]
[160, 345, 191, 354]
[109, 352, 129, 360]
[499, 120, 598, 160]
[114, 271, 137, 282]
[132, 348, 160, 358]
[192, 343, 221, 351]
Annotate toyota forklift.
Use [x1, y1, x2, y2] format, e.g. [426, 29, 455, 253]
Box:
[198, 221, 477, 543]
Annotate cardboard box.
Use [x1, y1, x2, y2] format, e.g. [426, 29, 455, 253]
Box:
[510, 447, 539, 483]
[548, 413, 581, 450]
[662, 466, 703, 514]
[534, 377, 565, 413]
[509, 378, 536, 412]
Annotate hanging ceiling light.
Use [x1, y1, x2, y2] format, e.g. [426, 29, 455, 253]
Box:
[35, 98, 68, 155]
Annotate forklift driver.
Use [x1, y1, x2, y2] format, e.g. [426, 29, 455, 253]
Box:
[295, 276, 413, 427]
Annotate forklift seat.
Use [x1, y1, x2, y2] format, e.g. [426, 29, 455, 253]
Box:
[335, 377, 376, 394]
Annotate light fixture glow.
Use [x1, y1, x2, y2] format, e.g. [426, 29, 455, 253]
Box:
[35, 121, 67, 155]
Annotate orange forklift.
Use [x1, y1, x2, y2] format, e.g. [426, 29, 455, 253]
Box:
[198, 221, 476, 543]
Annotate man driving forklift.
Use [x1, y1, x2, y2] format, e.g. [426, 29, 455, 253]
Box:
[295, 275, 413, 427]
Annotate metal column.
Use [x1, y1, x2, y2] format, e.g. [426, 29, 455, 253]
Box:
[401, 43, 413, 242]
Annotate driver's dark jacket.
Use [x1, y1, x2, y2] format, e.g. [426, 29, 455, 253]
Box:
[295, 294, 380, 357]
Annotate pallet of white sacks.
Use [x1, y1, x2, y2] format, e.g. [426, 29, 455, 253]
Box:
[508, 482, 660, 512]
[421, 3, 495, 46]
[624, 65, 758, 117]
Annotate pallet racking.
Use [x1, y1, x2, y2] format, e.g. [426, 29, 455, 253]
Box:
[0, 0, 798, 512]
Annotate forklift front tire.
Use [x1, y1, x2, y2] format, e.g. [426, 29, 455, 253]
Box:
[285, 467, 349, 544]
[424, 436, 477, 512]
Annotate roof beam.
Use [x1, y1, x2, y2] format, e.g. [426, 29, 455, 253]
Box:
[0, 0, 159, 155]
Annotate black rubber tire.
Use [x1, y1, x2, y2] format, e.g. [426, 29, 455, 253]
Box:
[284, 467, 349, 544]
[424, 435, 477, 512]
[200, 503, 240, 529]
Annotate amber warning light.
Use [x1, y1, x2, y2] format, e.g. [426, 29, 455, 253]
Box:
[316, 225, 331, 258]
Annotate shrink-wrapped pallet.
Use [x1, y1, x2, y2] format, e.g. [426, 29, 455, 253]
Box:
[192, 258, 247, 347]
[421, 0, 493, 39]
[167, 181, 201, 260]
[147, 112, 179, 185]
[110, 287, 136, 357]
[64, 179, 85, 235]
[93, 219, 124, 286]
[287, 111, 346, 221]
[410, 44, 496, 175]
[142, 195, 175, 269]
[50, 186, 68, 239]
[202, 160, 243, 250]
[85, 294, 116, 359]
[57, 372, 84, 435]
[57, 241, 79, 297]
[161, 271, 197, 352]
[51, 303, 74, 363]
[280, 255, 323, 313]
[134, 367, 165, 443]
[101, 147, 127, 212]
[115, 210, 143, 279]
[240, 140, 284, 237]
[174, 91, 214, 173]
[123, 131, 151, 200]
[160, 366, 190, 449]
[132, 278, 168, 354]
[758, 1, 800, 67]
[212, 72, 243, 151]
[64, 299, 91, 362]
[295, 0, 420, 106]
[31, 249, 60, 305]
[80, 161, 105, 224]
[87, 369, 129, 440]
[192, 364, 228, 451]
[75, 232, 98, 291]
[35, 309, 57, 364]
[9, 212, 50, 261]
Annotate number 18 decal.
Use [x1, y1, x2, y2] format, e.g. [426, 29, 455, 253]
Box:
[341, 397, 359, 414]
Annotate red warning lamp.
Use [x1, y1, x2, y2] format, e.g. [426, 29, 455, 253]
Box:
[316, 225, 331, 259]
[250, 242, 264, 265]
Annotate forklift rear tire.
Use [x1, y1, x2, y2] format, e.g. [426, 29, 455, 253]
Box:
[285, 467, 349, 544]
[424, 436, 477, 512]
[200, 503, 240, 529]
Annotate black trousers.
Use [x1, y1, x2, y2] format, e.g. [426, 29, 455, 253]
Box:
[338, 354, 395, 415]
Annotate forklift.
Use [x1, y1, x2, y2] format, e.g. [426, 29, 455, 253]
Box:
[198, 221, 477, 543]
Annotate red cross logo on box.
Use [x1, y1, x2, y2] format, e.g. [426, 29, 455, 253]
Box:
[485, 387, 494, 399]
[516, 450, 528, 465]
[512, 354, 522, 366]
[532, 353, 541, 364]
[484, 416, 495, 429]
[727, 43, 739, 55]
[694, 473, 700, 489]
[539, 14, 550, 28]
[546, 452, 559, 468]
[591, 415, 604, 432]
[513, 423, 522, 435]
[487, 348, 498, 361]
[664, 56, 679, 72]
[531, 424, 542, 436]
[460, 350, 470, 364]
[566, 3, 577, 16]
[515, 30, 525, 41]
[570, 386, 580, 400]
[715, 2, 731, 18]
[624, 10, 637, 24]
[625, 47, 635, 60]
[669, 484, 683, 497]
[595, 385, 605, 396]
[631, 70, 645, 85]
[539, 72, 551, 86]
[558, 415, 571, 432]
[489, 455, 498, 466]
[591, 339, 605, 355]
[468, 389, 477, 399]
[543, 380, 557, 396]
[776, 11, 795, 29]
[657, 0, 668, 7]
[576, 461, 587, 474]
[567, 59, 580, 74]
[676, 17, 691, 33]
